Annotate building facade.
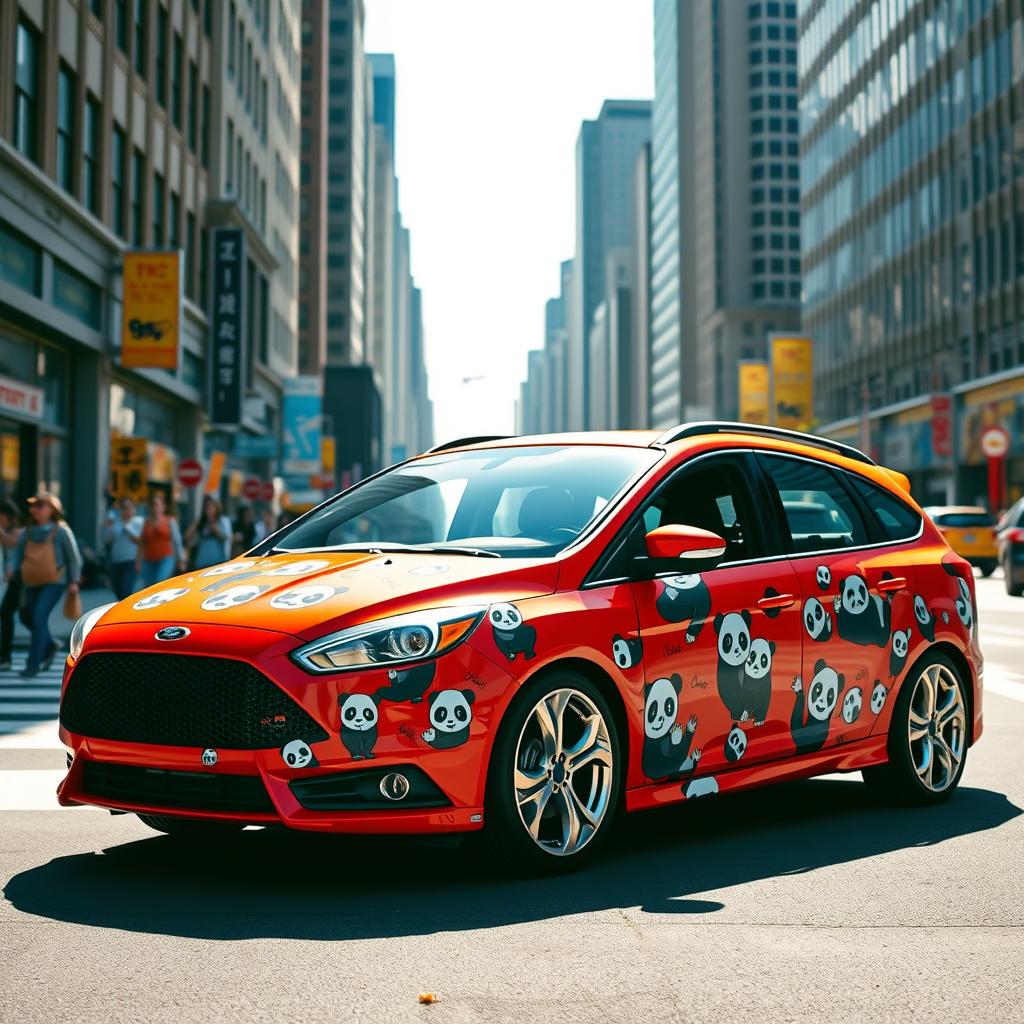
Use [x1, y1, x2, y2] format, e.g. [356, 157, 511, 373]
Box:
[801, 0, 1024, 505]
[650, 0, 802, 427]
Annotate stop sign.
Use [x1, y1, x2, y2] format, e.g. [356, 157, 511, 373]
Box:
[177, 458, 203, 488]
[261, 481, 275, 502]
[243, 477, 262, 501]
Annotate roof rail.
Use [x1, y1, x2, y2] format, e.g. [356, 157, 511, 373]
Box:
[425, 434, 512, 454]
[652, 421, 876, 466]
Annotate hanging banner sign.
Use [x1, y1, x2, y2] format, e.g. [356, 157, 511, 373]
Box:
[282, 376, 322, 476]
[738, 361, 770, 424]
[770, 335, 814, 430]
[209, 228, 246, 425]
[121, 251, 182, 370]
[109, 436, 149, 502]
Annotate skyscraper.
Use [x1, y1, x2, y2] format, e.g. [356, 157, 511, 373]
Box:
[570, 99, 651, 430]
[650, 0, 802, 427]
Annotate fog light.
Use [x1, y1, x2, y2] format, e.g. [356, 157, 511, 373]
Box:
[379, 772, 410, 801]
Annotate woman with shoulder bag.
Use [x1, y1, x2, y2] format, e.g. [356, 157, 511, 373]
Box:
[7, 493, 82, 678]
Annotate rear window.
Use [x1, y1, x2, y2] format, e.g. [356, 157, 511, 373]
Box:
[852, 477, 922, 540]
[929, 511, 992, 529]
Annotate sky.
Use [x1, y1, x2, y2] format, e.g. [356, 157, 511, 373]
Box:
[364, 1, 654, 443]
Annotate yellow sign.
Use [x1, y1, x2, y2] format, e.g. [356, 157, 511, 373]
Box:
[738, 362, 770, 423]
[109, 436, 149, 502]
[121, 250, 182, 370]
[321, 436, 336, 474]
[1, 434, 19, 482]
[770, 336, 813, 430]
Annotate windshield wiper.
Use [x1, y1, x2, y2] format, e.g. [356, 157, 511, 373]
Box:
[271, 542, 501, 558]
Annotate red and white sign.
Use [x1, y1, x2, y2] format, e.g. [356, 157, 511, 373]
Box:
[243, 477, 262, 501]
[177, 458, 204, 488]
[261, 481, 275, 502]
[0, 374, 44, 421]
[980, 426, 1010, 460]
[930, 394, 953, 459]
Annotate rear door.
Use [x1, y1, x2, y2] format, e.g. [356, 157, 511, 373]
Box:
[754, 452, 920, 749]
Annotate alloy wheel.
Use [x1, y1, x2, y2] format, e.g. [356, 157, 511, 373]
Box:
[907, 663, 966, 793]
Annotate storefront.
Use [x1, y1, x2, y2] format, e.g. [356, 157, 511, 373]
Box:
[956, 370, 1024, 511]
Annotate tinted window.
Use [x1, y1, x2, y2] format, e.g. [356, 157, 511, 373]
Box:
[759, 454, 870, 553]
[852, 478, 923, 539]
[926, 510, 990, 528]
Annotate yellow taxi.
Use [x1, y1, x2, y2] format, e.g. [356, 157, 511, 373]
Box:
[922, 506, 997, 576]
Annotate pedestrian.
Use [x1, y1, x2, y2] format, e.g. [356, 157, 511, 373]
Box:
[6, 492, 82, 678]
[0, 498, 24, 671]
[232, 505, 257, 556]
[184, 495, 233, 569]
[102, 497, 143, 601]
[136, 491, 185, 587]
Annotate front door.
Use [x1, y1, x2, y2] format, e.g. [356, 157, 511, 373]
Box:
[630, 452, 802, 792]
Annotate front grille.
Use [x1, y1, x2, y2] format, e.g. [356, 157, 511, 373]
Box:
[290, 765, 450, 811]
[61, 653, 329, 749]
[82, 760, 274, 813]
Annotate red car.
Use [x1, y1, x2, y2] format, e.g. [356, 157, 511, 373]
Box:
[58, 423, 982, 871]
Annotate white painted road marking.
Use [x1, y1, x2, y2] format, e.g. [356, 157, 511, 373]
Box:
[0, 769, 95, 811]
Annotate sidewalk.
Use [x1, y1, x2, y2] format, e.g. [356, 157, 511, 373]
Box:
[6, 585, 118, 650]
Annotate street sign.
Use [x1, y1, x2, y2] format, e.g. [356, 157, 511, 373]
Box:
[109, 436, 149, 503]
[261, 481, 275, 502]
[243, 477, 262, 501]
[980, 426, 1010, 459]
[177, 458, 203, 489]
[209, 228, 246, 426]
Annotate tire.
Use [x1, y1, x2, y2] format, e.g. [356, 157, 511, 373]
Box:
[977, 560, 996, 578]
[482, 670, 622, 875]
[1004, 559, 1024, 596]
[137, 813, 247, 839]
[862, 651, 969, 805]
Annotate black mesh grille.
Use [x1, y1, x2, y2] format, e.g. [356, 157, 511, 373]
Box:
[61, 653, 329, 749]
[81, 760, 275, 813]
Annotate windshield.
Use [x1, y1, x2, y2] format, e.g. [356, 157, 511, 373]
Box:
[269, 445, 657, 558]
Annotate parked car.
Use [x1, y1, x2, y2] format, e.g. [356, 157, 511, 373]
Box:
[58, 423, 982, 872]
[922, 506, 997, 577]
[996, 496, 1024, 596]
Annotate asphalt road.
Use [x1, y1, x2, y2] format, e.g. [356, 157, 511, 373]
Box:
[1, 576, 1022, 1024]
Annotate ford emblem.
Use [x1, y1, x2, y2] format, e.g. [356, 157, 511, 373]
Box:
[155, 626, 190, 641]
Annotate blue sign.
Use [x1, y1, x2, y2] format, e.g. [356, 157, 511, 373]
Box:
[390, 444, 407, 465]
[282, 376, 322, 476]
[234, 434, 279, 459]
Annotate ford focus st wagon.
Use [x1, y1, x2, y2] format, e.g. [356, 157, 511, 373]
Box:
[58, 423, 983, 871]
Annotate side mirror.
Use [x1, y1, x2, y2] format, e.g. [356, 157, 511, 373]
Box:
[632, 524, 727, 579]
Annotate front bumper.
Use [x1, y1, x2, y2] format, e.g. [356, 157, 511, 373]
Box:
[57, 621, 516, 833]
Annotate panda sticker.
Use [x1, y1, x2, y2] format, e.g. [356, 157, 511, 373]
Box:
[724, 724, 747, 763]
[641, 674, 702, 781]
[422, 689, 475, 749]
[841, 687, 862, 724]
[684, 776, 719, 799]
[889, 627, 912, 678]
[489, 603, 537, 661]
[133, 587, 190, 610]
[953, 576, 974, 632]
[713, 610, 752, 720]
[914, 595, 937, 643]
[834, 574, 891, 647]
[611, 634, 643, 670]
[739, 637, 774, 725]
[815, 565, 832, 592]
[790, 659, 843, 754]
[870, 680, 888, 715]
[269, 584, 339, 610]
[200, 562, 252, 578]
[280, 739, 318, 769]
[655, 574, 711, 643]
[338, 693, 380, 759]
[374, 663, 436, 704]
[760, 587, 785, 619]
[802, 596, 833, 643]
[200, 584, 269, 611]
[262, 559, 332, 577]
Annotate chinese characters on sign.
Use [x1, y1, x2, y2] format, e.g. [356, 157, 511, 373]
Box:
[109, 436, 148, 503]
[769, 335, 814, 431]
[121, 251, 182, 370]
[930, 394, 953, 459]
[209, 228, 246, 426]
[738, 361, 770, 424]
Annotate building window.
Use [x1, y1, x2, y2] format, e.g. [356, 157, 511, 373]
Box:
[199, 226, 209, 308]
[187, 61, 198, 149]
[134, 0, 148, 77]
[13, 21, 40, 163]
[226, 118, 234, 190]
[201, 85, 210, 167]
[185, 211, 196, 299]
[227, 0, 236, 76]
[155, 6, 167, 104]
[83, 94, 101, 214]
[171, 32, 183, 127]
[168, 191, 179, 249]
[56, 66, 76, 192]
[152, 172, 165, 245]
[131, 148, 144, 244]
[111, 126, 126, 236]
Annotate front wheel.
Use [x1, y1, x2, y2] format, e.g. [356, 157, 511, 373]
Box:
[483, 671, 621, 874]
[862, 652, 969, 804]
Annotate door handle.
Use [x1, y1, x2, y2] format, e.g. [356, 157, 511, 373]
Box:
[758, 593, 796, 610]
[876, 577, 907, 593]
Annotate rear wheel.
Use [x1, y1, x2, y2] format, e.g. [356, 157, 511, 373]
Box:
[1004, 557, 1024, 596]
[977, 560, 996, 578]
[862, 652, 968, 804]
[137, 813, 246, 839]
[483, 671, 621, 874]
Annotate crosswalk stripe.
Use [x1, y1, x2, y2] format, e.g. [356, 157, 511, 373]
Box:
[0, 665, 65, 741]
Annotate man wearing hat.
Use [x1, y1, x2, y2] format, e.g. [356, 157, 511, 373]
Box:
[5, 492, 82, 678]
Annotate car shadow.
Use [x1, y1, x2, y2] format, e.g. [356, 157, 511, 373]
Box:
[4, 778, 1019, 940]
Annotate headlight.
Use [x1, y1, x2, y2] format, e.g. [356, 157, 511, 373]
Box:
[68, 603, 116, 663]
[292, 607, 485, 674]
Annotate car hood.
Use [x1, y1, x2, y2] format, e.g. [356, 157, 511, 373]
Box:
[101, 550, 560, 640]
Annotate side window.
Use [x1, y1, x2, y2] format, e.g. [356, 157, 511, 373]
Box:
[758, 454, 871, 553]
[645, 455, 765, 563]
[849, 476, 922, 541]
